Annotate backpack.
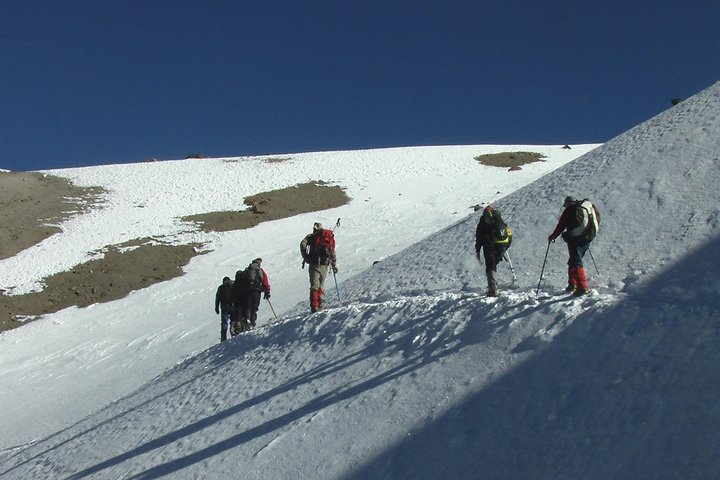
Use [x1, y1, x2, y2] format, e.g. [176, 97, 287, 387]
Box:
[310, 229, 335, 264]
[234, 263, 262, 293]
[486, 209, 512, 245]
[567, 199, 600, 241]
[492, 220, 512, 245]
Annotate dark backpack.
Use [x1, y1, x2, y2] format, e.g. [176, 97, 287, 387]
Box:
[310, 229, 335, 264]
[488, 210, 512, 246]
[234, 264, 262, 294]
[492, 220, 511, 245]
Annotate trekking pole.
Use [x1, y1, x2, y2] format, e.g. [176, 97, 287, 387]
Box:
[332, 269, 341, 300]
[536, 241, 552, 297]
[266, 298, 278, 319]
[504, 251, 517, 282]
[588, 248, 600, 276]
[332, 218, 341, 299]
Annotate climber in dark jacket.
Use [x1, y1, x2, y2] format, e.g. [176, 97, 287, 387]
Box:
[475, 206, 512, 297]
[215, 276, 234, 341]
[233, 258, 271, 332]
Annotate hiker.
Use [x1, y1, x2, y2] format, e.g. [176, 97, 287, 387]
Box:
[233, 258, 271, 332]
[300, 222, 338, 312]
[547, 196, 601, 296]
[475, 206, 513, 297]
[215, 276, 235, 341]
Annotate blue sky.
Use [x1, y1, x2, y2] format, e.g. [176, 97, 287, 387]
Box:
[2, 0, 718, 171]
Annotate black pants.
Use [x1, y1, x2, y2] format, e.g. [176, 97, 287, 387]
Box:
[481, 245, 507, 272]
[479, 244, 507, 291]
[239, 290, 262, 326]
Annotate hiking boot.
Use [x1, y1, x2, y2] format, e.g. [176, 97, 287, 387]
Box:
[487, 289, 497, 297]
[573, 287, 590, 297]
[565, 285, 576, 293]
[230, 322, 239, 336]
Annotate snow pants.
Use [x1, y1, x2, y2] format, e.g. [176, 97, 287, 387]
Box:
[308, 263, 329, 312]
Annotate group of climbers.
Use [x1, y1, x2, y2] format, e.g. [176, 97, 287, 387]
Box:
[214, 223, 338, 341]
[213, 195, 600, 341]
[215, 257, 271, 341]
[476, 195, 600, 297]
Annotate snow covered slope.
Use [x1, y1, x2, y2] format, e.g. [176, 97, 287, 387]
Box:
[0, 143, 596, 448]
[2, 82, 720, 479]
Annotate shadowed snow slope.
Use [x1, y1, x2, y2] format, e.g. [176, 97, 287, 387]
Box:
[1, 83, 720, 479]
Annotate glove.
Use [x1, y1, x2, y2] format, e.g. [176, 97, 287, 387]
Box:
[475, 250, 482, 261]
[264, 292, 270, 300]
[215, 308, 219, 314]
[333, 266, 339, 274]
[547, 235, 555, 243]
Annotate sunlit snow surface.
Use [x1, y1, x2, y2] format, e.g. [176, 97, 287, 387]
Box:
[2, 83, 720, 479]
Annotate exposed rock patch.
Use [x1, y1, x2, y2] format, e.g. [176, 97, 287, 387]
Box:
[0, 176, 349, 333]
[474, 151, 547, 168]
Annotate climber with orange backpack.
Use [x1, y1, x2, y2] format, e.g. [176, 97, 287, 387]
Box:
[300, 222, 338, 313]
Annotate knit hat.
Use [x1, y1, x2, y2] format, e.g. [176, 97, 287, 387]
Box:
[483, 206, 494, 220]
[563, 196, 577, 207]
[252, 257, 262, 264]
[313, 222, 323, 231]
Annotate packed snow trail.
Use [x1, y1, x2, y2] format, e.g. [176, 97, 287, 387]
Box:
[0, 287, 620, 480]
